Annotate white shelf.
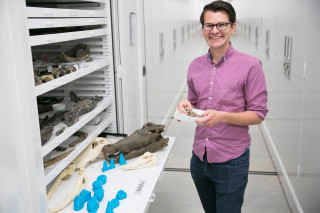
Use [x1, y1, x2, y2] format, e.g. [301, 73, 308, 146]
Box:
[28, 18, 108, 29]
[29, 28, 107, 46]
[41, 97, 112, 157]
[35, 59, 110, 96]
[27, 7, 106, 18]
[48, 137, 175, 213]
[44, 113, 112, 185]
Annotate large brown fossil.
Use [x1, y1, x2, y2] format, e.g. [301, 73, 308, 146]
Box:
[102, 122, 169, 163]
[38, 97, 64, 114]
[40, 112, 65, 145]
[54, 43, 92, 63]
[64, 91, 103, 126]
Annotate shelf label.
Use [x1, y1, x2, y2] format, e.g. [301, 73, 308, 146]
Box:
[134, 180, 146, 194]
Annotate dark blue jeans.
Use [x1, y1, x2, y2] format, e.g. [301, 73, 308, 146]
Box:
[190, 148, 249, 213]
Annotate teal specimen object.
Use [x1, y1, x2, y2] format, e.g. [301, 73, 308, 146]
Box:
[109, 158, 115, 169]
[105, 201, 114, 213]
[97, 174, 107, 185]
[74, 196, 84, 211]
[119, 153, 127, 165]
[94, 187, 104, 202]
[110, 198, 119, 209]
[92, 180, 102, 191]
[87, 196, 99, 213]
[102, 160, 109, 172]
[80, 189, 91, 203]
[116, 190, 127, 200]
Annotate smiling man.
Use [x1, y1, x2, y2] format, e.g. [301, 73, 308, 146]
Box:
[176, 1, 268, 212]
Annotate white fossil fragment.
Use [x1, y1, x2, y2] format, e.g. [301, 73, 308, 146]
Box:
[121, 152, 160, 170]
[48, 172, 87, 213]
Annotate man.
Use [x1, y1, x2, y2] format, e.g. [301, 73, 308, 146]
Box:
[176, 1, 268, 212]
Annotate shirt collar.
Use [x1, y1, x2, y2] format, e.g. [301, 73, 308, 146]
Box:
[207, 41, 235, 62]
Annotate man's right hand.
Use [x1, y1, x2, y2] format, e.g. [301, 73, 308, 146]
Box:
[176, 99, 193, 115]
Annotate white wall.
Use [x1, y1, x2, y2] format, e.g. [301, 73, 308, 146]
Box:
[232, 0, 320, 212]
[112, 0, 147, 134]
[0, 0, 47, 212]
[143, 0, 211, 125]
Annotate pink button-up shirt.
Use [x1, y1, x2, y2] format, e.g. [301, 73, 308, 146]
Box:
[187, 43, 268, 163]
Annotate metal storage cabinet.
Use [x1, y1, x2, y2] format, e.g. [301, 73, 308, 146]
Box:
[1, 0, 116, 212]
[1, 1, 175, 212]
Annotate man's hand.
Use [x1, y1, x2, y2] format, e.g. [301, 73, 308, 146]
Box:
[195, 110, 225, 127]
[176, 99, 193, 115]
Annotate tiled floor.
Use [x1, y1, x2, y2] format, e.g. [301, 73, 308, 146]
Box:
[147, 33, 291, 212]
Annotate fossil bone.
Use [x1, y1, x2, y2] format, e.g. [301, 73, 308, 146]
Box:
[122, 152, 160, 170]
[54, 43, 92, 63]
[64, 91, 103, 126]
[48, 172, 87, 213]
[40, 74, 54, 83]
[47, 137, 110, 212]
[52, 66, 76, 78]
[44, 149, 74, 168]
[103, 122, 168, 163]
[69, 131, 88, 147]
[183, 106, 203, 118]
[40, 112, 65, 145]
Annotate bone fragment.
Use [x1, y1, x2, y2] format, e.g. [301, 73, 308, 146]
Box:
[54, 146, 67, 152]
[48, 172, 87, 213]
[122, 152, 160, 170]
[106, 138, 169, 163]
[69, 131, 88, 147]
[102, 122, 165, 156]
[55, 126, 66, 136]
[47, 137, 110, 205]
[44, 149, 74, 168]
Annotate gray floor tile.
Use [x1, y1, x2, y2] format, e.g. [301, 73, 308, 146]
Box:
[249, 125, 276, 172]
[243, 175, 290, 213]
[148, 171, 204, 213]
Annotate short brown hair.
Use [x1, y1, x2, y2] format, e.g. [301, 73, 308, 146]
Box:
[200, 0, 236, 25]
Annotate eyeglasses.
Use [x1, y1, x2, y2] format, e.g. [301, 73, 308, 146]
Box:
[203, 22, 232, 31]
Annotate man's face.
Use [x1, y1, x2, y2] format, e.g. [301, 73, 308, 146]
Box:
[202, 10, 236, 52]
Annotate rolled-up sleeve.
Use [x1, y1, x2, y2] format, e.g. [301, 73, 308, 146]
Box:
[187, 63, 198, 107]
[244, 59, 268, 120]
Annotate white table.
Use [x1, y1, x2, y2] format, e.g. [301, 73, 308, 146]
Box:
[48, 137, 175, 213]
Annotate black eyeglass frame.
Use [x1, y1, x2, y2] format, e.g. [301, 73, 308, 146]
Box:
[202, 22, 233, 31]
